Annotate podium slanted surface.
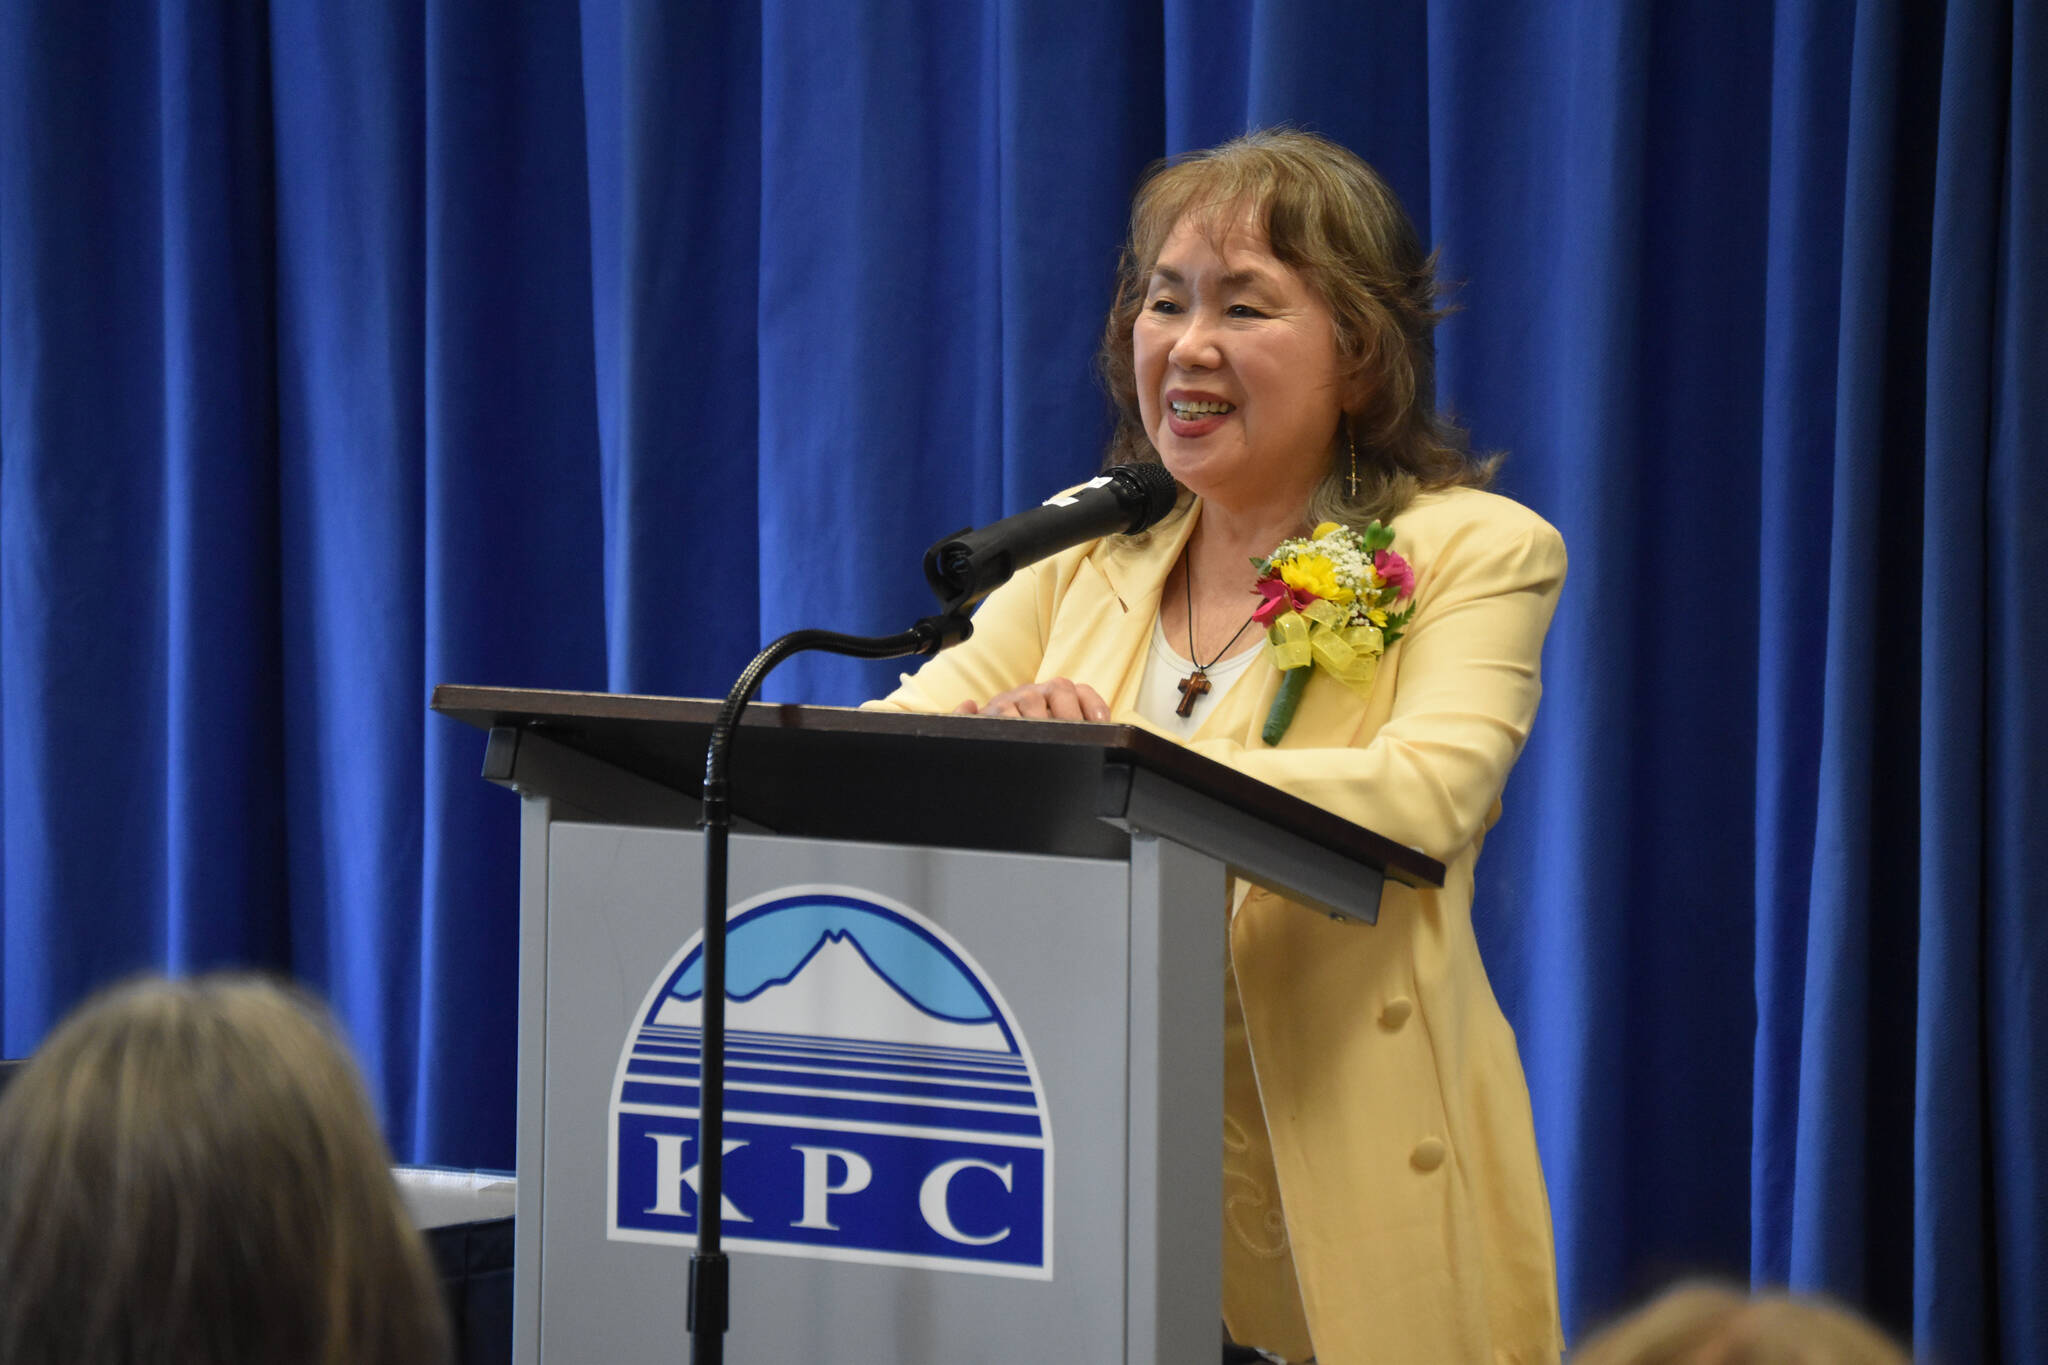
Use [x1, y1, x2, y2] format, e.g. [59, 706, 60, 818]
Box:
[434, 685, 1440, 1365]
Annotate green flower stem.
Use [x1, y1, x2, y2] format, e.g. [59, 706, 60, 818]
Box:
[1262, 665, 1312, 745]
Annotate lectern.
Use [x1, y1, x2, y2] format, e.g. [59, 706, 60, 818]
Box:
[433, 685, 1442, 1365]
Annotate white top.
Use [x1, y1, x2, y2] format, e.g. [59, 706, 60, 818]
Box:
[1134, 612, 1263, 739]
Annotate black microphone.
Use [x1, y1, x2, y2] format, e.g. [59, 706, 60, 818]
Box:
[923, 463, 1180, 612]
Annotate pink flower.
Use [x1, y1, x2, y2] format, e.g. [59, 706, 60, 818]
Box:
[1374, 550, 1415, 599]
[1252, 574, 1315, 626]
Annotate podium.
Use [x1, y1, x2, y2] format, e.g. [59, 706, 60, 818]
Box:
[434, 685, 1442, 1365]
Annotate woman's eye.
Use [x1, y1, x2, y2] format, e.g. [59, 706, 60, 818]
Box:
[1227, 303, 1267, 319]
[1146, 297, 1182, 314]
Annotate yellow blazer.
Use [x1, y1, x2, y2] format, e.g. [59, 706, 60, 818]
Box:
[873, 486, 1567, 1364]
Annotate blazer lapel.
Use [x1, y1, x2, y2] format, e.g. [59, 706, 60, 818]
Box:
[1086, 499, 1201, 720]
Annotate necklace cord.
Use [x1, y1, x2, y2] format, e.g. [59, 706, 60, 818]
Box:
[1184, 552, 1263, 669]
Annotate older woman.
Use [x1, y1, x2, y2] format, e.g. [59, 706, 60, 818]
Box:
[874, 130, 1565, 1364]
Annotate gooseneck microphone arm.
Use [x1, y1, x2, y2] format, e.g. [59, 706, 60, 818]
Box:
[689, 612, 971, 1365]
[688, 463, 1177, 1364]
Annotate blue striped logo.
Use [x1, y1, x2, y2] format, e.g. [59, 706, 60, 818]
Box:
[607, 886, 1053, 1277]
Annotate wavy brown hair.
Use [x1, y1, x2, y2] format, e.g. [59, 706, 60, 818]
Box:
[0, 975, 451, 1365]
[1099, 128, 1496, 528]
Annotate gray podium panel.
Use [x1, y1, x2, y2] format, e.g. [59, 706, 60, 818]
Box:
[525, 820, 1214, 1364]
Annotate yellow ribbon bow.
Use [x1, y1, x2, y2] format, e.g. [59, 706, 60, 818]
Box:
[1263, 604, 1384, 696]
[1265, 610, 1313, 670]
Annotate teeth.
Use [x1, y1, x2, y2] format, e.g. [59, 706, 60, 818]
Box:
[1171, 400, 1234, 417]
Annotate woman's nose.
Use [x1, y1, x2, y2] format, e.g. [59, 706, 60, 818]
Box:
[1168, 310, 1221, 369]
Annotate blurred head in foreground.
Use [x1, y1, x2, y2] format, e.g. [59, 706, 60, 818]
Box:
[1571, 1280, 1910, 1365]
[0, 974, 450, 1365]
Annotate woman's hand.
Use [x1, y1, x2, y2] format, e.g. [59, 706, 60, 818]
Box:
[953, 678, 1111, 722]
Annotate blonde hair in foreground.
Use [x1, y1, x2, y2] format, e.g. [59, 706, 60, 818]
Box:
[1571, 1280, 1912, 1365]
[1100, 127, 1497, 529]
[0, 974, 451, 1365]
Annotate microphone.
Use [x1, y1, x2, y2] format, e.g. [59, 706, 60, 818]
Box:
[923, 463, 1181, 612]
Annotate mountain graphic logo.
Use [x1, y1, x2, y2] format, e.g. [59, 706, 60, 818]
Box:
[607, 885, 1053, 1277]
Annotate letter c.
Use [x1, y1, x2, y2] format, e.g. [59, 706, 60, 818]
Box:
[918, 1157, 1013, 1246]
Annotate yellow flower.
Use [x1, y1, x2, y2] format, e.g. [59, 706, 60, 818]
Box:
[1311, 521, 1342, 540]
[1278, 553, 1354, 604]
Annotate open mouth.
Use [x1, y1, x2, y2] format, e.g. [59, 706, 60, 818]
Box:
[1169, 399, 1235, 419]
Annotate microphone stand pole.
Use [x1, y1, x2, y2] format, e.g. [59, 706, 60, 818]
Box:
[689, 614, 970, 1365]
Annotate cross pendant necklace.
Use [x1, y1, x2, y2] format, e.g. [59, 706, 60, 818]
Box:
[1175, 557, 1261, 719]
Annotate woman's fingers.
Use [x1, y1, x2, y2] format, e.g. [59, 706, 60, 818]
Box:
[970, 679, 1110, 723]
[1055, 680, 1110, 722]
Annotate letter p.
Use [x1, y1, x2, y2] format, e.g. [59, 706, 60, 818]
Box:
[790, 1144, 874, 1231]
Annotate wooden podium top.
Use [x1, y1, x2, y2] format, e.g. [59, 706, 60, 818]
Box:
[432, 685, 1443, 906]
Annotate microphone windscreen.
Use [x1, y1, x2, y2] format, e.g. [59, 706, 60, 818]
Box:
[1107, 462, 1181, 534]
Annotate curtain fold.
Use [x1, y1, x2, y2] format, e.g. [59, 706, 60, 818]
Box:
[579, 1, 763, 698]
[1787, 0, 1928, 1312]
[1984, 5, 2046, 1356]
[0, 2, 288, 1031]
[267, 0, 432, 1143]
[414, 0, 608, 1168]
[1912, 1, 2002, 1355]
[1, 0, 2040, 1356]
[1751, 0, 1851, 1295]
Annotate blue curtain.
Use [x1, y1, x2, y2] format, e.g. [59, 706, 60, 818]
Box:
[1, 0, 2039, 1355]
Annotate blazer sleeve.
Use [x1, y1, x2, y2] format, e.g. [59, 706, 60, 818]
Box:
[1182, 516, 1566, 865]
[866, 557, 1056, 714]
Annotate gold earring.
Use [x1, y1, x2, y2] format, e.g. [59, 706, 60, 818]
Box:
[1346, 420, 1359, 498]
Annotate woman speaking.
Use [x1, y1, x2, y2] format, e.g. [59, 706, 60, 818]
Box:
[872, 129, 1566, 1364]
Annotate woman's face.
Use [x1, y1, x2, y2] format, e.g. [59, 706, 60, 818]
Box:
[1133, 213, 1349, 516]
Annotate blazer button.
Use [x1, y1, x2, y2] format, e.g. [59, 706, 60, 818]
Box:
[1411, 1137, 1447, 1172]
[1378, 996, 1413, 1030]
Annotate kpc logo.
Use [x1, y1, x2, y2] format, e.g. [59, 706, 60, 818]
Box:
[607, 886, 1053, 1278]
